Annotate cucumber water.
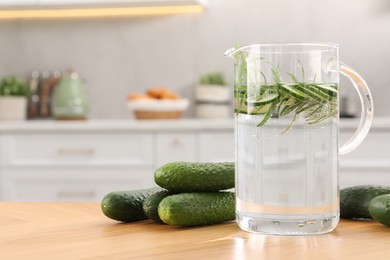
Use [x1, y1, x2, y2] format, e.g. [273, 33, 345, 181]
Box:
[235, 81, 339, 235]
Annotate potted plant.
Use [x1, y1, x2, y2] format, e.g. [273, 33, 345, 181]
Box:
[195, 72, 231, 118]
[0, 76, 29, 120]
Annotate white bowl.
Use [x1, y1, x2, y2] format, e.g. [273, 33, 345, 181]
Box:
[196, 85, 231, 102]
[127, 98, 189, 112]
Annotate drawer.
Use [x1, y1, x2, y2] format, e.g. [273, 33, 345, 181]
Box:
[155, 133, 197, 166]
[340, 169, 390, 188]
[339, 130, 390, 188]
[0, 133, 154, 167]
[340, 131, 390, 161]
[199, 132, 234, 162]
[2, 169, 155, 202]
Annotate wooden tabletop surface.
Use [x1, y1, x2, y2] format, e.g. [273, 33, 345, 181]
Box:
[1, 202, 389, 260]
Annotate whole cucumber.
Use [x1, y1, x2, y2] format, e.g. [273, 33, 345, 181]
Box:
[142, 190, 173, 223]
[340, 185, 390, 219]
[101, 187, 164, 222]
[158, 192, 235, 227]
[154, 162, 234, 192]
[369, 194, 390, 226]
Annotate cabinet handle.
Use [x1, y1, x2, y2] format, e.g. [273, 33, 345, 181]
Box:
[57, 191, 96, 198]
[171, 138, 181, 146]
[56, 148, 95, 156]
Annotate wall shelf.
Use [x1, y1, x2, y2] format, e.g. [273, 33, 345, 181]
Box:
[0, 0, 207, 19]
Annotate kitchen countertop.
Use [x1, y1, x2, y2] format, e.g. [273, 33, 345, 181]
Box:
[0, 118, 234, 132]
[0, 116, 389, 132]
[1, 203, 390, 259]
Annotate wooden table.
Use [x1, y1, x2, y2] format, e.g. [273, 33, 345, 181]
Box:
[1, 203, 389, 259]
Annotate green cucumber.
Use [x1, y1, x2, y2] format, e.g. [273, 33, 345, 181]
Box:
[101, 187, 164, 222]
[245, 93, 279, 106]
[235, 101, 272, 115]
[340, 185, 390, 219]
[158, 192, 235, 226]
[369, 194, 390, 226]
[295, 84, 332, 102]
[251, 103, 273, 115]
[312, 84, 338, 97]
[154, 162, 234, 193]
[142, 190, 173, 223]
[279, 84, 308, 100]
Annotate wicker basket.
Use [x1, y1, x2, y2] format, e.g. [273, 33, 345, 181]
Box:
[134, 110, 183, 119]
[128, 99, 189, 120]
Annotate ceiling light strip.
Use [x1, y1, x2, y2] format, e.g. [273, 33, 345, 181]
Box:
[0, 5, 204, 19]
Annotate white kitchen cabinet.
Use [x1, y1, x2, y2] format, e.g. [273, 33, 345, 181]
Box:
[2, 169, 155, 201]
[1, 133, 154, 167]
[156, 133, 197, 166]
[199, 132, 234, 162]
[0, 118, 388, 201]
[0, 119, 233, 202]
[339, 129, 390, 188]
[155, 131, 235, 166]
[0, 131, 156, 201]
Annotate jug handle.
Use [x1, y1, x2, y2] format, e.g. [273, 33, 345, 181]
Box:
[339, 63, 374, 155]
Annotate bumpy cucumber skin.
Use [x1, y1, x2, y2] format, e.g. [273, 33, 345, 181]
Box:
[101, 187, 163, 222]
[369, 194, 390, 226]
[340, 185, 390, 219]
[154, 162, 234, 193]
[158, 192, 235, 227]
[142, 190, 172, 223]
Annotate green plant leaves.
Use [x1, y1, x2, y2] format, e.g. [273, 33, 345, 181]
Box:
[199, 72, 227, 86]
[0, 76, 29, 97]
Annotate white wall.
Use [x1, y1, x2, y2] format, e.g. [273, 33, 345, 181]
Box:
[0, 0, 389, 118]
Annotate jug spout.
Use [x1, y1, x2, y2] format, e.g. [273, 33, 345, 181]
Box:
[224, 45, 250, 62]
[224, 47, 237, 59]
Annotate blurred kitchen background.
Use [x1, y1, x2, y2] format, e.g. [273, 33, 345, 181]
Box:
[0, 0, 389, 119]
[0, 0, 390, 202]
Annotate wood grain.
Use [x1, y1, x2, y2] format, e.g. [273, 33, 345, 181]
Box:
[0, 202, 389, 259]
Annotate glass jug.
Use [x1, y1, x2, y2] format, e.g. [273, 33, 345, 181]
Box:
[225, 43, 373, 235]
